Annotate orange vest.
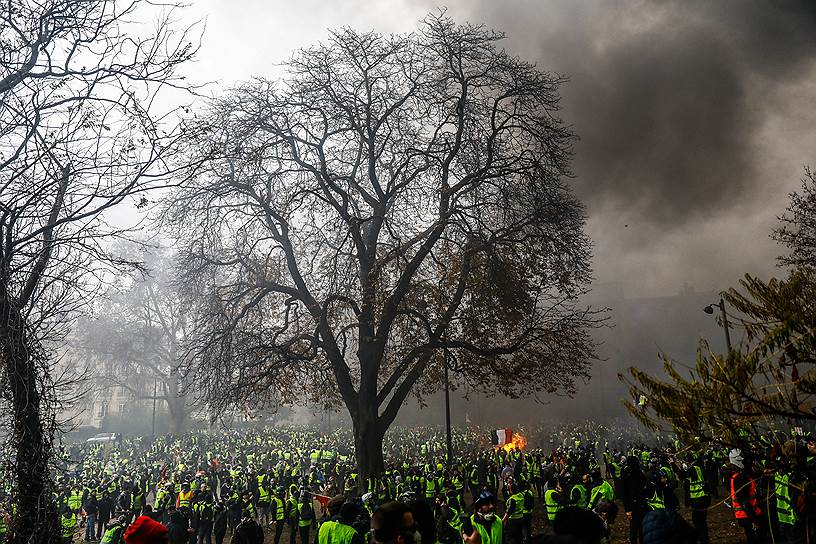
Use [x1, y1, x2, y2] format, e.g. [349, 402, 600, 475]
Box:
[730, 472, 761, 519]
[177, 490, 193, 508]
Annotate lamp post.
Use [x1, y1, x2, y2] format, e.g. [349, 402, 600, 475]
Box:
[444, 351, 453, 468]
[704, 296, 732, 353]
[151, 379, 158, 436]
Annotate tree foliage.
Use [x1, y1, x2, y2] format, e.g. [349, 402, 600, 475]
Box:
[168, 13, 598, 476]
[775, 167, 816, 270]
[625, 269, 816, 447]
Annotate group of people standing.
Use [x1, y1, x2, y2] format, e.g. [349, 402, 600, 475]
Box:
[2, 424, 816, 543]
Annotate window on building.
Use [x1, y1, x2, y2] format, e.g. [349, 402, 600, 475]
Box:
[118, 403, 125, 414]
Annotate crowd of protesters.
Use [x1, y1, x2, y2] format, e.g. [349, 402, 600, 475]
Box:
[1, 423, 815, 543]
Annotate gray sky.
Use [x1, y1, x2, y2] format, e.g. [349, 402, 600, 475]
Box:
[178, 0, 816, 299]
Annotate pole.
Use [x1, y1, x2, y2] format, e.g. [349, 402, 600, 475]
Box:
[719, 297, 732, 353]
[444, 354, 452, 468]
[151, 379, 157, 436]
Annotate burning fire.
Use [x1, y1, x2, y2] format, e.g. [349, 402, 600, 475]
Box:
[498, 432, 527, 452]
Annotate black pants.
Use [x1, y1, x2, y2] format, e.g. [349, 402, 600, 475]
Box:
[737, 518, 761, 544]
[197, 523, 213, 544]
[214, 528, 226, 544]
[533, 478, 543, 499]
[289, 523, 298, 544]
[689, 497, 710, 544]
[505, 519, 523, 544]
[780, 521, 805, 544]
[628, 509, 644, 544]
[228, 514, 240, 534]
[299, 525, 310, 544]
[274, 520, 285, 544]
[521, 515, 532, 544]
[96, 512, 110, 539]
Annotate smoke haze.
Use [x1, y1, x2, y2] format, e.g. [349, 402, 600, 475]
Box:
[416, 0, 816, 297]
[136, 0, 816, 424]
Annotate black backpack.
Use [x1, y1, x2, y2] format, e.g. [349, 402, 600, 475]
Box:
[200, 503, 214, 522]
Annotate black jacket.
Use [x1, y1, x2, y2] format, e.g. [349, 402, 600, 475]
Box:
[233, 518, 264, 544]
[619, 461, 647, 512]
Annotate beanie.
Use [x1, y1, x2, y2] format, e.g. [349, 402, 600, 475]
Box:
[124, 515, 168, 544]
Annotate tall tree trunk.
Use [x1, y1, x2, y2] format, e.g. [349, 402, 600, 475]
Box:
[353, 398, 385, 490]
[166, 378, 188, 435]
[0, 292, 57, 544]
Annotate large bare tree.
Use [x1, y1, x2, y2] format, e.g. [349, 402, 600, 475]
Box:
[168, 14, 597, 479]
[76, 244, 196, 435]
[0, 0, 197, 541]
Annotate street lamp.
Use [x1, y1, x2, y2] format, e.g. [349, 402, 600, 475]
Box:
[443, 350, 453, 468]
[704, 296, 732, 353]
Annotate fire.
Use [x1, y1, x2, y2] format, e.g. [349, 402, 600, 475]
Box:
[499, 432, 527, 452]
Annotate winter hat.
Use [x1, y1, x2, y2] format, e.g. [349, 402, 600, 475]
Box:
[124, 515, 168, 544]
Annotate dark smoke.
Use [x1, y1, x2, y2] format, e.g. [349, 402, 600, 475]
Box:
[418, 0, 816, 295]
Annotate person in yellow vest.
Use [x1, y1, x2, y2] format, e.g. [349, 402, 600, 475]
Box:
[270, 487, 287, 544]
[176, 482, 193, 510]
[543, 477, 565, 527]
[295, 491, 316, 544]
[519, 481, 534, 544]
[774, 460, 804, 544]
[435, 492, 462, 544]
[155, 483, 174, 523]
[99, 515, 126, 544]
[68, 487, 83, 513]
[673, 456, 711, 544]
[257, 482, 272, 526]
[286, 489, 300, 544]
[61, 506, 78, 544]
[568, 474, 588, 510]
[317, 496, 362, 544]
[587, 470, 614, 510]
[501, 479, 525, 544]
[465, 491, 502, 544]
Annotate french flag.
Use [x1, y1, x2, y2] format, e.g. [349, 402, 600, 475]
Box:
[491, 428, 513, 446]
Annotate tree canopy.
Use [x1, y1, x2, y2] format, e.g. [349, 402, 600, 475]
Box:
[167, 13, 598, 477]
[775, 167, 816, 270]
[626, 166, 816, 448]
[626, 269, 816, 447]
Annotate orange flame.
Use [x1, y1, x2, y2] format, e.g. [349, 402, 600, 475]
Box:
[498, 432, 527, 452]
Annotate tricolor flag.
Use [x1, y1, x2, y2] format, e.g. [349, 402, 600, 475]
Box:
[491, 428, 513, 447]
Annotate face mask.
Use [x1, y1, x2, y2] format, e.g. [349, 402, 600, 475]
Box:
[482, 512, 495, 521]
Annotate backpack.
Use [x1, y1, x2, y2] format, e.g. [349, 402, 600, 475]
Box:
[199, 504, 214, 522]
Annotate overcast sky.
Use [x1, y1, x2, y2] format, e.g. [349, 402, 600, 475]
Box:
[176, 0, 816, 299]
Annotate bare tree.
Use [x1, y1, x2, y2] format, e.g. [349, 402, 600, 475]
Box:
[76, 244, 195, 435]
[168, 13, 598, 481]
[775, 166, 816, 270]
[0, 0, 197, 541]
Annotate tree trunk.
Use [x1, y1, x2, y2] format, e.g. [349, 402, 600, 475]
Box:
[0, 293, 58, 544]
[352, 399, 385, 489]
[166, 378, 188, 435]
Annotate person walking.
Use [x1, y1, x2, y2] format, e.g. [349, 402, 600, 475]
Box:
[728, 449, 764, 544]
